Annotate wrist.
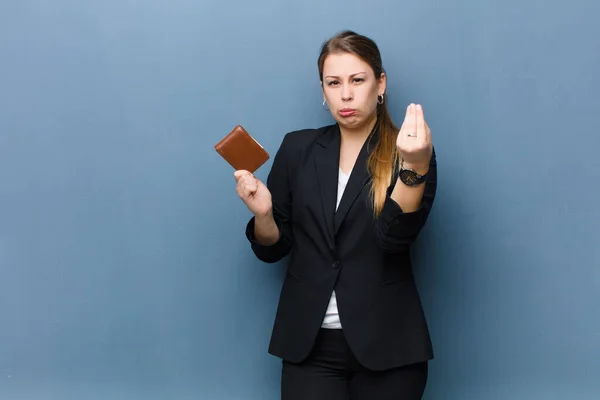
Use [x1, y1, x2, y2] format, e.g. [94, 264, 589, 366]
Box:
[401, 162, 429, 176]
[255, 208, 274, 222]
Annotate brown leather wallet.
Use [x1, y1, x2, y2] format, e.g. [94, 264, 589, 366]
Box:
[214, 125, 270, 173]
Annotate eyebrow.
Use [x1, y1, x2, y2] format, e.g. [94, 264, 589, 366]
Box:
[324, 72, 367, 79]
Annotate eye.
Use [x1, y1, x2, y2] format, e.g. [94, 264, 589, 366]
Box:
[327, 80, 339, 86]
[353, 78, 364, 83]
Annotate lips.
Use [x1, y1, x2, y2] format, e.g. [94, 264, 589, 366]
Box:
[339, 108, 356, 117]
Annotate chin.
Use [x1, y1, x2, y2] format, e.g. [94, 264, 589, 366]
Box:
[337, 119, 360, 129]
[336, 115, 365, 129]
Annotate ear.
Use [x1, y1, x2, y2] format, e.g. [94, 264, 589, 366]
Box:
[377, 72, 387, 95]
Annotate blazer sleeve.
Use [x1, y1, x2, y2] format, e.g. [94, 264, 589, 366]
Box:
[374, 147, 438, 253]
[244, 134, 294, 263]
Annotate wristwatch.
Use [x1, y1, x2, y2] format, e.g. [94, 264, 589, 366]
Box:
[398, 164, 428, 187]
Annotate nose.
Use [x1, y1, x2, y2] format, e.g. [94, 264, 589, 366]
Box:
[341, 84, 353, 102]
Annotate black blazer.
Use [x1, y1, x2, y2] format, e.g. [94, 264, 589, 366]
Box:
[245, 123, 437, 371]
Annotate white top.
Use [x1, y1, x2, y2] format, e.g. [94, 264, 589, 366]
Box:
[320, 167, 350, 329]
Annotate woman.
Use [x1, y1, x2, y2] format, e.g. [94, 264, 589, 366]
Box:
[234, 30, 437, 399]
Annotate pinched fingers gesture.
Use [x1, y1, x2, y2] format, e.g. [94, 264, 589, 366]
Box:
[396, 103, 433, 169]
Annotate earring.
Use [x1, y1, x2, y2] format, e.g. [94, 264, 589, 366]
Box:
[322, 99, 330, 111]
[377, 94, 384, 105]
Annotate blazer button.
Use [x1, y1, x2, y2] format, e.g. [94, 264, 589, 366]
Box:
[332, 261, 340, 269]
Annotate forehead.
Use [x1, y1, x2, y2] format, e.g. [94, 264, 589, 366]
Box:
[323, 52, 371, 77]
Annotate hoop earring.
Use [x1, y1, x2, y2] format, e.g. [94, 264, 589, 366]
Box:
[322, 99, 330, 111]
[377, 94, 384, 105]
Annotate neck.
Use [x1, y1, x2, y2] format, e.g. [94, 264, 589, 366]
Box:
[339, 114, 378, 146]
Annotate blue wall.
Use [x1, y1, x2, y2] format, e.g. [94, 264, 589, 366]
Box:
[1, 1, 599, 399]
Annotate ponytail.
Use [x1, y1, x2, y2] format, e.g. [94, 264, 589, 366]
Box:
[367, 96, 400, 217]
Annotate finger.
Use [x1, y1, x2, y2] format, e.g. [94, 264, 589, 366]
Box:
[234, 170, 251, 182]
[246, 180, 258, 193]
[416, 104, 426, 139]
[236, 174, 247, 189]
[236, 179, 246, 197]
[236, 175, 251, 196]
[242, 186, 254, 199]
[402, 103, 413, 127]
[243, 176, 259, 192]
[406, 104, 417, 139]
[403, 103, 416, 133]
[398, 104, 411, 144]
[239, 177, 252, 196]
[238, 176, 257, 194]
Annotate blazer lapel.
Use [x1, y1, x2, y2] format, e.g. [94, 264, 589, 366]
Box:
[314, 123, 381, 242]
[333, 133, 374, 234]
[314, 125, 340, 249]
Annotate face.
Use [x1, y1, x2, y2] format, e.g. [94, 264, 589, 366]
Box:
[321, 52, 386, 130]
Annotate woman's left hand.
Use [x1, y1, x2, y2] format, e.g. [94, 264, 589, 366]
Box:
[396, 103, 433, 172]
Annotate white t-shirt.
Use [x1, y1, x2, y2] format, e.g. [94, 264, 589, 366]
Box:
[320, 167, 350, 329]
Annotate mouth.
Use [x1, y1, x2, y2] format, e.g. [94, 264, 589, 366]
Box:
[339, 108, 357, 117]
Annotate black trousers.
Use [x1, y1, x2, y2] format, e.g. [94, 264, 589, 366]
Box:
[281, 328, 428, 400]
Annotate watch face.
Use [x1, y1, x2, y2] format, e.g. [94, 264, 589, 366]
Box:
[399, 169, 424, 186]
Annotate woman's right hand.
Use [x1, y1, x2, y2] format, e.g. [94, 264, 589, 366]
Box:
[234, 170, 273, 218]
